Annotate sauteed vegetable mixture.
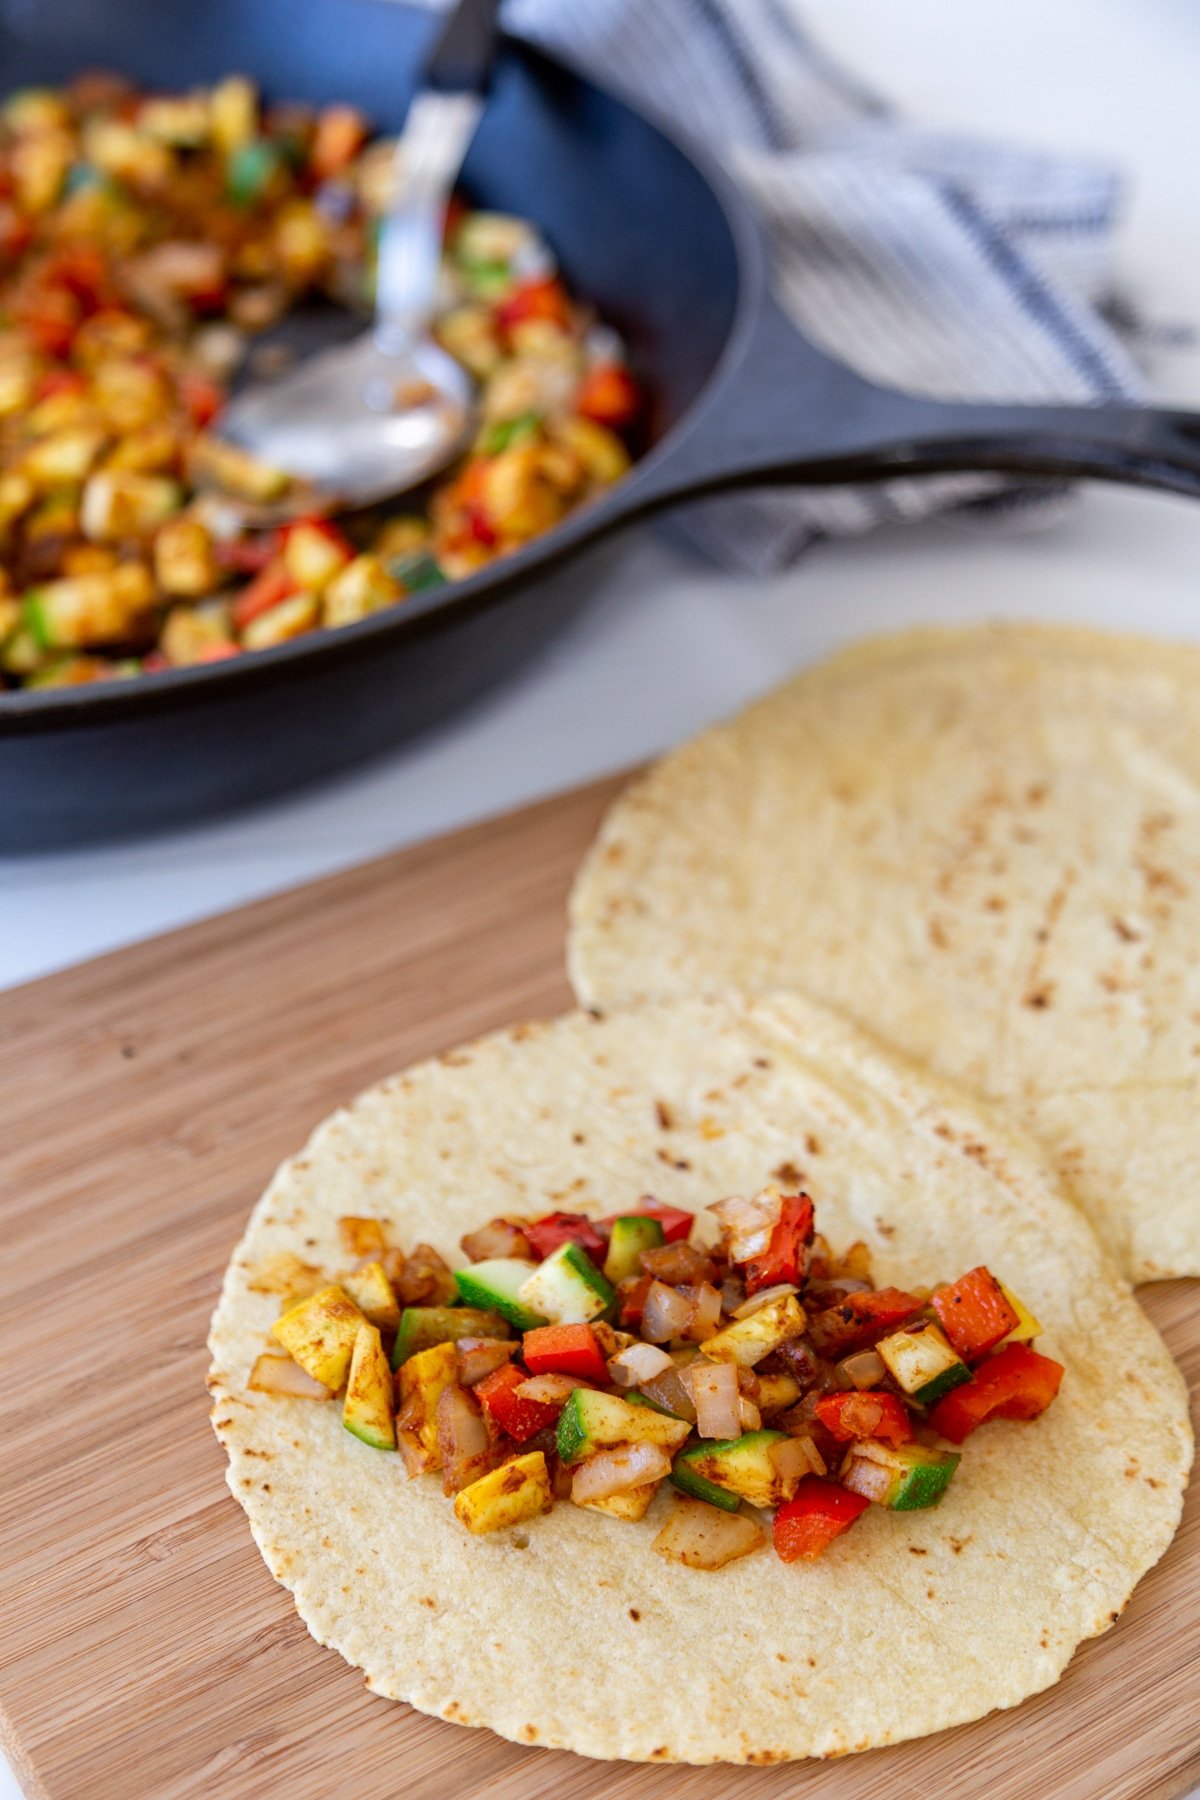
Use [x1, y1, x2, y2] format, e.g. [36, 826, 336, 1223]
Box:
[0, 74, 641, 689]
[251, 1186, 1064, 1569]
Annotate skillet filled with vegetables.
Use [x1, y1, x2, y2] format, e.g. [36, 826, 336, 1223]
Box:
[256, 1187, 1064, 1569]
[0, 73, 640, 691]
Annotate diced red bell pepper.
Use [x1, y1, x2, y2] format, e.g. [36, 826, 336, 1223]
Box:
[474, 1363, 562, 1443]
[522, 1323, 609, 1384]
[34, 369, 87, 403]
[814, 1390, 913, 1449]
[773, 1477, 870, 1562]
[744, 1193, 814, 1295]
[231, 561, 297, 630]
[214, 530, 282, 575]
[931, 1266, 1019, 1362]
[616, 1273, 652, 1329]
[576, 363, 640, 431]
[195, 640, 241, 663]
[496, 276, 572, 336]
[177, 370, 226, 429]
[927, 1343, 1064, 1444]
[523, 1211, 608, 1261]
[598, 1200, 693, 1244]
[807, 1287, 923, 1355]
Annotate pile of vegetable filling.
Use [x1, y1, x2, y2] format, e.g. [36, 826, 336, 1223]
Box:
[251, 1188, 1064, 1569]
[0, 75, 641, 688]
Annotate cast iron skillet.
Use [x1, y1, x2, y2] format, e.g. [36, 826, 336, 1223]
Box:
[4, 0, 1200, 850]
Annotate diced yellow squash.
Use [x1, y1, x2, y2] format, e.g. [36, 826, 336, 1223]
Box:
[241, 590, 320, 650]
[11, 129, 73, 213]
[999, 1285, 1043, 1345]
[479, 445, 564, 540]
[397, 1340, 459, 1470]
[24, 564, 155, 650]
[372, 514, 432, 561]
[321, 553, 402, 628]
[698, 1293, 806, 1368]
[551, 415, 630, 484]
[210, 75, 258, 155]
[82, 471, 182, 541]
[273, 200, 329, 284]
[283, 520, 353, 591]
[339, 1216, 387, 1259]
[453, 1450, 553, 1535]
[23, 427, 109, 488]
[342, 1260, 400, 1333]
[5, 87, 70, 133]
[756, 1372, 802, 1415]
[579, 1480, 661, 1521]
[62, 544, 119, 577]
[154, 516, 219, 597]
[270, 1283, 366, 1390]
[190, 433, 291, 502]
[105, 420, 182, 475]
[138, 94, 211, 147]
[342, 1323, 396, 1450]
[82, 118, 172, 189]
[160, 601, 235, 665]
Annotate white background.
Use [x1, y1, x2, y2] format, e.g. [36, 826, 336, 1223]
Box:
[3, 0, 1199, 1793]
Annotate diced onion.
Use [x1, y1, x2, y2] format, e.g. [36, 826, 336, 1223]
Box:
[248, 1353, 330, 1399]
[768, 1433, 826, 1486]
[435, 1384, 492, 1493]
[731, 1283, 799, 1319]
[681, 1280, 723, 1342]
[710, 1189, 782, 1264]
[455, 1338, 515, 1386]
[607, 1342, 673, 1388]
[460, 1218, 532, 1262]
[514, 1373, 588, 1404]
[570, 1441, 673, 1504]
[835, 1349, 886, 1390]
[652, 1496, 764, 1569]
[642, 1279, 692, 1343]
[686, 1359, 741, 1439]
[639, 1367, 698, 1424]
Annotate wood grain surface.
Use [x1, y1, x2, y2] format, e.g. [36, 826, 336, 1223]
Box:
[0, 773, 1196, 1800]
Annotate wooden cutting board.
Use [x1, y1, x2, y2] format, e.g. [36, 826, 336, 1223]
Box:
[1, 773, 1196, 1800]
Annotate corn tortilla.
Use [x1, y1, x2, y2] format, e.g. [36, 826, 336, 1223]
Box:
[569, 624, 1200, 1282]
[208, 994, 1190, 1763]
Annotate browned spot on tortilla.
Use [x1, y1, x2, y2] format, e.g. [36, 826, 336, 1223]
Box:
[629, 1608, 641, 1621]
[875, 1219, 895, 1238]
[521, 1724, 539, 1742]
[908, 1546, 928, 1555]
[572, 1132, 586, 1145]
[1111, 915, 1140, 942]
[773, 1161, 805, 1187]
[805, 1132, 823, 1156]
[926, 1586, 936, 1598]
[949, 1535, 971, 1554]
[984, 894, 1007, 912]
[1024, 986, 1053, 1009]
[1026, 782, 1048, 806]
[928, 917, 950, 950]
[649, 1747, 670, 1760]
[418, 1596, 437, 1609]
[776, 1653, 789, 1663]
[753, 1057, 772, 1069]
[655, 1100, 674, 1131]
[657, 1150, 691, 1171]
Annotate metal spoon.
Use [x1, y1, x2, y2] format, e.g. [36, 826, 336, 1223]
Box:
[218, 0, 500, 511]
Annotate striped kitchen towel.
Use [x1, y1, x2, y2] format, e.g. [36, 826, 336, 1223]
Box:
[504, 0, 1148, 573]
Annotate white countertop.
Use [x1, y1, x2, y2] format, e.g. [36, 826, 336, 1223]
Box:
[4, 1, 1199, 1794]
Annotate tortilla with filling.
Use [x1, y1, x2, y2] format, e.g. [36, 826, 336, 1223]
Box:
[208, 993, 1190, 1764]
[569, 624, 1200, 1283]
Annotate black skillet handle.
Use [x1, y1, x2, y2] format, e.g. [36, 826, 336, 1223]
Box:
[630, 288, 1200, 513]
[422, 0, 502, 95]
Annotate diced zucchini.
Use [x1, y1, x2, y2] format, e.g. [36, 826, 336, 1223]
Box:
[270, 1283, 366, 1390]
[392, 1304, 509, 1369]
[673, 1430, 802, 1508]
[603, 1215, 664, 1286]
[518, 1241, 614, 1324]
[342, 1322, 395, 1450]
[556, 1388, 691, 1465]
[756, 1372, 802, 1415]
[386, 548, 446, 594]
[877, 1322, 971, 1406]
[23, 564, 154, 650]
[696, 1293, 805, 1368]
[841, 1440, 960, 1511]
[999, 1284, 1043, 1345]
[341, 1260, 400, 1334]
[396, 1340, 458, 1470]
[453, 1449, 553, 1534]
[453, 1258, 545, 1331]
[580, 1481, 661, 1521]
[669, 1459, 742, 1513]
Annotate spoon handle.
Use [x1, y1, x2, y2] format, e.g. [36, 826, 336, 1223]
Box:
[373, 0, 500, 355]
